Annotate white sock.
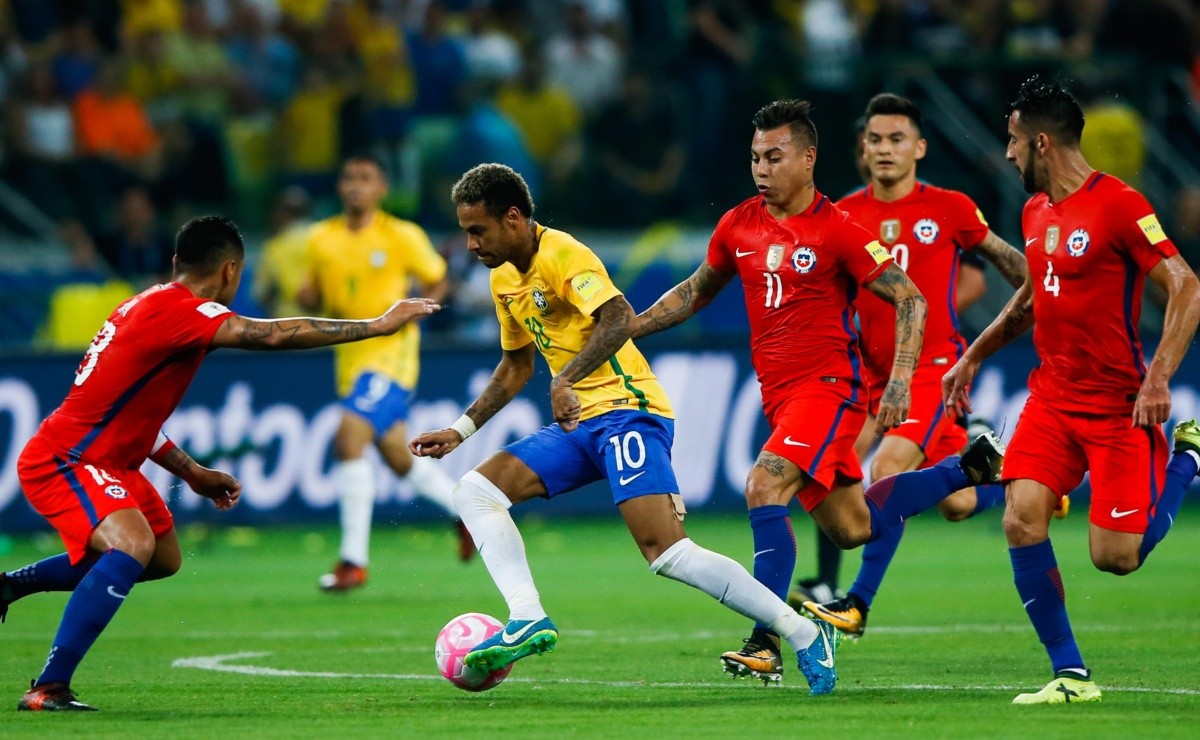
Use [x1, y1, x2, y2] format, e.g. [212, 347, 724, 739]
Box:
[649, 538, 818, 653]
[454, 471, 545, 621]
[336, 458, 374, 567]
[405, 456, 458, 515]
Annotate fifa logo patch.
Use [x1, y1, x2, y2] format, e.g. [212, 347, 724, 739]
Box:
[880, 219, 901, 244]
[1066, 228, 1090, 257]
[532, 289, 548, 311]
[913, 219, 939, 244]
[766, 244, 785, 272]
[791, 247, 817, 274]
[105, 484, 128, 499]
[1045, 225, 1060, 254]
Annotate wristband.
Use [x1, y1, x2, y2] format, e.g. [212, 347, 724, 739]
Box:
[450, 414, 477, 441]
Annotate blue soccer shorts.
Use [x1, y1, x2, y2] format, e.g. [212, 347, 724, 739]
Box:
[506, 410, 678, 504]
[341, 372, 412, 436]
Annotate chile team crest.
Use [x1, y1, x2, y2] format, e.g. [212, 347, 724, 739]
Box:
[1066, 228, 1090, 257]
[913, 218, 939, 244]
[791, 247, 817, 273]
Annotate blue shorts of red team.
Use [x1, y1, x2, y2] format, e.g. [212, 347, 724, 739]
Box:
[506, 410, 678, 504]
[1003, 395, 1168, 534]
[341, 372, 412, 436]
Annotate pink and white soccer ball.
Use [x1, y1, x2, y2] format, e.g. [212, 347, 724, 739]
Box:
[435, 612, 513, 691]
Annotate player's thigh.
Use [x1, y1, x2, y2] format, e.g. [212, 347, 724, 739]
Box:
[618, 493, 687, 563]
[1002, 400, 1087, 503]
[937, 488, 978, 522]
[334, 410, 376, 460]
[1085, 418, 1167, 536]
[143, 527, 182, 581]
[492, 420, 606, 504]
[870, 434, 924, 480]
[91, 508, 156, 564]
[473, 451, 548, 505]
[809, 478, 870, 549]
[1002, 479, 1058, 546]
[377, 421, 414, 475]
[745, 449, 808, 507]
[853, 409, 878, 462]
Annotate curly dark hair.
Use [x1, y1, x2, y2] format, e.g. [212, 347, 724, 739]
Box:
[1008, 75, 1085, 145]
[450, 163, 535, 220]
[751, 99, 819, 149]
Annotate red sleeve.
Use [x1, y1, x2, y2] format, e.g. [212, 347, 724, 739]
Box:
[949, 191, 990, 251]
[706, 208, 738, 274]
[169, 299, 237, 351]
[834, 211, 893, 286]
[1107, 189, 1179, 274]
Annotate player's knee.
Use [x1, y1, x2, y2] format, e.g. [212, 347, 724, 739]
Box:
[1002, 508, 1047, 546]
[453, 470, 512, 517]
[744, 474, 787, 508]
[1092, 551, 1139, 576]
[938, 495, 974, 522]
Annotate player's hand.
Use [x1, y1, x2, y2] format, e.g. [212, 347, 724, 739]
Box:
[875, 378, 912, 433]
[1132, 376, 1172, 427]
[550, 377, 582, 432]
[942, 356, 978, 420]
[410, 429, 463, 459]
[371, 298, 442, 336]
[188, 467, 241, 510]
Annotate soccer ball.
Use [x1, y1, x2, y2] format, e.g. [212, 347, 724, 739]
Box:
[435, 612, 513, 692]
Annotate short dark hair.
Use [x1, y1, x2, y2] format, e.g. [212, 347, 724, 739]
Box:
[752, 99, 818, 149]
[864, 93, 923, 135]
[1008, 75, 1085, 145]
[451, 163, 535, 219]
[341, 152, 387, 176]
[174, 215, 244, 275]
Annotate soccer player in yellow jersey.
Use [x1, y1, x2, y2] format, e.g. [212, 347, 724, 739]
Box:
[299, 154, 469, 592]
[410, 164, 839, 694]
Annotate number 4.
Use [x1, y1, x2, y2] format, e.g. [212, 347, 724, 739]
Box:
[1043, 262, 1060, 297]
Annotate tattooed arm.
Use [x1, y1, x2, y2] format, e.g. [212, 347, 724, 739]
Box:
[942, 276, 1035, 418]
[865, 263, 928, 432]
[632, 261, 735, 339]
[972, 229, 1029, 290]
[409, 344, 536, 458]
[210, 298, 440, 350]
[550, 296, 638, 431]
[150, 444, 242, 510]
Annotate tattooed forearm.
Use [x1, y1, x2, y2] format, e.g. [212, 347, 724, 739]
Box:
[558, 297, 635, 385]
[157, 447, 199, 481]
[963, 280, 1035, 363]
[634, 263, 733, 338]
[464, 346, 534, 428]
[976, 231, 1028, 290]
[235, 317, 372, 349]
[997, 299, 1032, 344]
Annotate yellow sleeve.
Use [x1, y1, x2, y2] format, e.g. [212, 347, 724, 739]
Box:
[555, 240, 622, 317]
[397, 222, 448, 287]
[302, 226, 324, 287]
[492, 274, 531, 351]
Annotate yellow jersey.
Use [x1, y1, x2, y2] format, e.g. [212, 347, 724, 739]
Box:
[305, 212, 447, 395]
[255, 220, 313, 318]
[491, 226, 672, 421]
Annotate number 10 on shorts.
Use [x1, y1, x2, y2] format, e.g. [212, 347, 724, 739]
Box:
[608, 431, 646, 471]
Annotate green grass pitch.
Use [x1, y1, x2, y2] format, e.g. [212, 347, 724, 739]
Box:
[2, 505, 1198, 737]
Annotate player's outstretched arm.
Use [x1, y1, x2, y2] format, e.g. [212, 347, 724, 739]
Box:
[409, 344, 537, 458]
[210, 298, 440, 350]
[973, 230, 1029, 290]
[1134, 254, 1200, 426]
[865, 263, 928, 431]
[943, 277, 1035, 418]
[151, 445, 241, 511]
[631, 261, 734, 339]
[551, 296, 637, 432]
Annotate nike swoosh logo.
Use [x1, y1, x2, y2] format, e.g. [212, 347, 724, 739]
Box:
[619, 471, 646, 486]
[782, 437, 810, 447]
[107, 586, 127, 600]
[816, 628, 834, 669]
[501, 621, 539, 645]
[735, 249, 757, 257]
[1110, 507, 1139, 519]
[1022, 598, 1036, 608]
[1025, 237, 1038, 246]
[899, 418, 921, 425]
[753, 549, 775, 558]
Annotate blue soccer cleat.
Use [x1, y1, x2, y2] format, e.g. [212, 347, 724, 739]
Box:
[464, 617, 558, 673]
[797, 619, 840, 695]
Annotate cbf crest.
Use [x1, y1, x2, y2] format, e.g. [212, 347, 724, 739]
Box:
[1066, 228, 1090, 257]
[791, 247, 817, 274]
[1045, 225, 1061, 254]
[913, 219, 939, 245]
[531, 288, 549, 312]
[880, 219, 901, 245]
[766, 244, 785, 272]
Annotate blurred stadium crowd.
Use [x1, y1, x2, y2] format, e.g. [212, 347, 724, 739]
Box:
[0, 0, 1198, 342]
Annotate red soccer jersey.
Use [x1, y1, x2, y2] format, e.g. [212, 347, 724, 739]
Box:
[35, 282, 235, 470]
[838, 183, 989, 386]
[1023, 172, 1177, 415]
[708, 193, 893, 413]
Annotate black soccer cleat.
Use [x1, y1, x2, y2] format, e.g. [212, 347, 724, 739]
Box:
[960, 431, 1005, 486]
[0, 571, 9, 624]
[17, 681, 97, 711]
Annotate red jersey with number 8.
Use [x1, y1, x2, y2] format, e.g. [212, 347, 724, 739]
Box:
[34, 282, 235, 470]
[1022, 172, 1177, 415]
[707, 193, 893, 414]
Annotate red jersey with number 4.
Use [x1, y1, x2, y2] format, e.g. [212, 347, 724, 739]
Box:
[708, 193, 893, 413]
[838, 183, 989, 386]
[34, 282, 235, 470]
[1024, 172, 1177, 416]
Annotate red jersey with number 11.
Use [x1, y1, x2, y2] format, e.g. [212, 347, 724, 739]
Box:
[34, 282, 235, 470]
[707, 193, 893, 414]
[1023, 172, 1177, 416]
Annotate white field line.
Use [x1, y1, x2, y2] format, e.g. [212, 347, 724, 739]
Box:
[171, 652, 1200, 697]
